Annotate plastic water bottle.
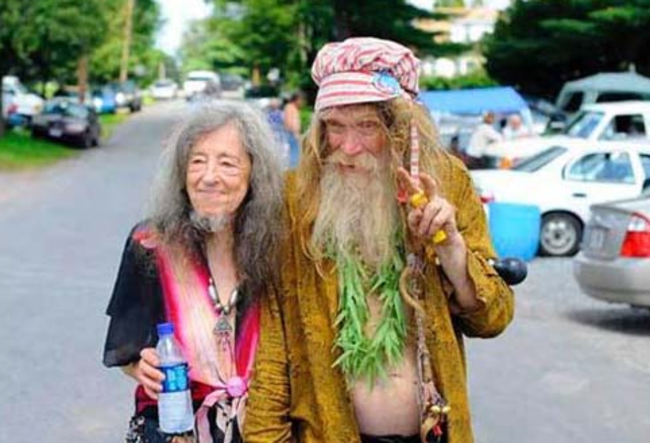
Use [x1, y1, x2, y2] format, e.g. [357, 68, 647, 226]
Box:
[156, 322, 194, 434]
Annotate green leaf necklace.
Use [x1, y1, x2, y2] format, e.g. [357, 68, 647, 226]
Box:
[332, 251, 408, 383]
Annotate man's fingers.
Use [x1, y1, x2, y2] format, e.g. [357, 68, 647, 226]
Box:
[431, 204, 455, 235]
[419, 200, 441, 236]
[397, 167, 421, 195]
[407, 207, 423, 230]
[420, 173, 439, 200]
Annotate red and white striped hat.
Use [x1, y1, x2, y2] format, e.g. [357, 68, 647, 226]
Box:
[311, 37, 420, 112]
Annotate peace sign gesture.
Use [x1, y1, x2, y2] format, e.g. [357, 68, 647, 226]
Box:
[397, 167, 461, 247]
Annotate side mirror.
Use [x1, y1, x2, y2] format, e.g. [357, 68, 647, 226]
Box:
[642, 177, 650, 192]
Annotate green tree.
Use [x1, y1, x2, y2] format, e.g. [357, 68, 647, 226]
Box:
[185, 0, 444, 97]
[89, 0, 163, 86]
[0, 0, 107, 136]
[484, 0, 650, 99]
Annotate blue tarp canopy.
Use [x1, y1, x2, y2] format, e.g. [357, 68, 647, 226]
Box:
[419, 87, 529, 115]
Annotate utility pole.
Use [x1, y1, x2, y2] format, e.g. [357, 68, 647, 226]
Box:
[119, 0, 135, 82]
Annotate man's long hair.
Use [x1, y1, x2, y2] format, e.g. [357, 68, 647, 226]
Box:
[147, 101, 284, 298]
[296, 97, 443, 264]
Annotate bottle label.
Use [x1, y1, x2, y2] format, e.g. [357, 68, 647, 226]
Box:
[160, 363, 189, 393]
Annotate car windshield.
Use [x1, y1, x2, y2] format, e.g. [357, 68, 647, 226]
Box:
[155, 80, 173, 87]
[512, 146, 568, 172]
[563, 111, 604, 138]
[44, 101, 88, 118]
[188, 75, 214, 82]
[244, 85, 278, 98]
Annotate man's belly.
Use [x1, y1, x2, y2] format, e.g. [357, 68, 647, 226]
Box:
[350, 346, 420, 436]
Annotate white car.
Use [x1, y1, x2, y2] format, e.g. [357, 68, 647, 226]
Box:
[472, 140, 650, 257]
[150, 79, 178, 100]
[183, 71, 220, 99]
[485, 101, 650, 167]
[574, 191, 650, 308]
[2, 76, 44, 122]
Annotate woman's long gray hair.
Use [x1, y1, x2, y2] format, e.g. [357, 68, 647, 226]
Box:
[148, 100, 284, 299]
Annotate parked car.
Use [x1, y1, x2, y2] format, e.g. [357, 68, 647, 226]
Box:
[220, 73, 245, 99]
[2, 76, 44, 124]
[109, 80, 142, 112]
[91, 86, 118, 114]
[31, 98, 101, 148]
[573, 190, 650, 308]
[183, 70, 220, 100]
[54, 86, 117, 114]
[150, 79, 178, 100]
[472, 140, 650, 256]
[244, 84, 280, 111]
[486, 101, 650, 168]
[556, 72, 650, 117]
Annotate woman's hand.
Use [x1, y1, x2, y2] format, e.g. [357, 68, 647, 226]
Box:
[122, 348, 165, 399]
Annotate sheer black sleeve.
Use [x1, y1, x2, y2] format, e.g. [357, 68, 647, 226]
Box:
[102, 225, 165, 367]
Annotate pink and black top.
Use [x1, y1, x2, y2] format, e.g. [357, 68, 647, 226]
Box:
[103, 223, 260, 443]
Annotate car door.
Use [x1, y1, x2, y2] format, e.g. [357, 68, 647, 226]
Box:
[599, 113, 649, 141]
[561, 149, 642, 221]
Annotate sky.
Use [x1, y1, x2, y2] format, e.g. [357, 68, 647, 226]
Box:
[155, 0, 511, 55]
[156, 0, 213, 55]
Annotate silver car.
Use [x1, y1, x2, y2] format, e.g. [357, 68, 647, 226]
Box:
[574, 190, 650, 307]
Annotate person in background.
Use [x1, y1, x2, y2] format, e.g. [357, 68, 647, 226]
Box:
[466, 111, 502, 169]
[502, 114, 532, 140]
[266, 98, 290, 166]
[103, 101, 283, 443]
[283, 91, 304, 168]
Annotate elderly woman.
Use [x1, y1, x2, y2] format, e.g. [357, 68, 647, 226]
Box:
[103, 101, 283, 443]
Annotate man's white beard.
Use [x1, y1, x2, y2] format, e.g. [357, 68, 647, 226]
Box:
[311, 152, 400, 269]
[190, 211, 230, 234]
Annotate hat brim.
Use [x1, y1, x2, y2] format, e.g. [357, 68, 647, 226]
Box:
[314, 72, 402, 112]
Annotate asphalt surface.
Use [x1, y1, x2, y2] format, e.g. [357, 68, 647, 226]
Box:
[468, 257, 650, 443]
[1, 101, 648, 442]
[0, 101, 181, 443]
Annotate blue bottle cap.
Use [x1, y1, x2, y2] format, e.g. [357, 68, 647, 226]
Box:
[157, 322, 174, 336]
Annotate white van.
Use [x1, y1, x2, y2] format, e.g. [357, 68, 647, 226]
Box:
[556, 72, 650, 115]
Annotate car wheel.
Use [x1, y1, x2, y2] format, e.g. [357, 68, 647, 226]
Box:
[81, 131, 93, 149]
[540, 213, 582, 257]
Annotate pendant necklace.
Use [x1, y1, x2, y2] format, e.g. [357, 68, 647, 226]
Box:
[208, 277, 239, 335]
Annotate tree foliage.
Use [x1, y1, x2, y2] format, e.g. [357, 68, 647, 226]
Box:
[89, 0, 164, 85]
[183, 0, 441, 95]
[484, 0, 650, 99]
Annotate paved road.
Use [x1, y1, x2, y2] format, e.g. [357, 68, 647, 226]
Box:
[1, 102, 648, 442]
[0, 101, 183, 443]
[468, 257, 650, 443]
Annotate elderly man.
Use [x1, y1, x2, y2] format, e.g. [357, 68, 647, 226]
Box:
[503, 114, 532, 140]
[245, 38, 514, 443]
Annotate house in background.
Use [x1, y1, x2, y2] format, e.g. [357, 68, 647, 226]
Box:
[416, 6, 500, 78]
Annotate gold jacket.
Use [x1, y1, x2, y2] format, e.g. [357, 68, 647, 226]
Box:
[244, 152, 515, 443]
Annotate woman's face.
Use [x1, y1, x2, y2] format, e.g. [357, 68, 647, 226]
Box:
[185, 123, 252, 220]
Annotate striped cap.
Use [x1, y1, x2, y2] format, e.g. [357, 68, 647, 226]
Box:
[311, 37, 420, 112]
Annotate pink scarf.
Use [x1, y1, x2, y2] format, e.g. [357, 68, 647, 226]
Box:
[137, 229, 260, 443]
